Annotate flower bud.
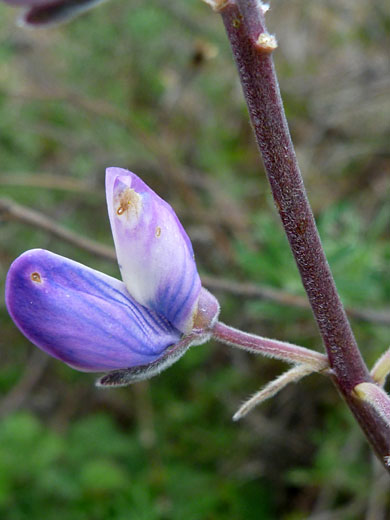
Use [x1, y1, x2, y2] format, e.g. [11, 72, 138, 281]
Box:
[106, 167, 201, 334]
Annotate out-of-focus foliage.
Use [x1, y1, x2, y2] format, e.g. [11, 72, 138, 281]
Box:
[0, 0, 389, 518]
[0, 411, 273, 519]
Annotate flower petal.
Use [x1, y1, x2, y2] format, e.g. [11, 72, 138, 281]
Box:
[106, 167, 201, 333]
[5, 249, 181, 372]
[96, 334, 196, 388]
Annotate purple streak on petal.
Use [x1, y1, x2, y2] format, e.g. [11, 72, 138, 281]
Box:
[106, 167, 201, 333]
[5, 249, 181, 372]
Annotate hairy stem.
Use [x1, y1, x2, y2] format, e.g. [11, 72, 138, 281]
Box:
[233, 364, 317, 421]
[354, 383, 390, 428]
[212, 322, 328, 370]
[371, 348, 390, 387]
[213, 0, 390, 467]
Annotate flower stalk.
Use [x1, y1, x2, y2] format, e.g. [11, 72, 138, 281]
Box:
[212, 322, 328, 371]
[212, 321, 329, 420]
[354, 383, 390, 428]
[233, 364, 318, 421]
[371, 348, 390, 387]
[208, 0, 390, 468]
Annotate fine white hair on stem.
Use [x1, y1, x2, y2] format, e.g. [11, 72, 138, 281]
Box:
[354, 383, 390, 428]
[370, 347, 390, 387]
[233, 364, 316, 421]
[257, 1, 270, 14]
[212, 322, 329, 371]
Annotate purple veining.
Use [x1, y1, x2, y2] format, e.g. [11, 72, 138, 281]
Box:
[106, 167, 201, 333]
[5, 249, 181, 372]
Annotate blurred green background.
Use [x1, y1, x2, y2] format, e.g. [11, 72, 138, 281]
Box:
[0, 0, 389, 518]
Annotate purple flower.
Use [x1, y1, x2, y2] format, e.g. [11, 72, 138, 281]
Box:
[106, 167, 201, 334]
[3, 0, 106, 27]
[6, 249, 182, 372]
[5, 168, 219, 380]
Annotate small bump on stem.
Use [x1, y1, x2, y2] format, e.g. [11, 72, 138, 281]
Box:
[201, 0, 233, 13]
[255, 32, 278, 53]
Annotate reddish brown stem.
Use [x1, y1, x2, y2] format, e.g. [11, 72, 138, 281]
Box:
[216, 0, 389, 468]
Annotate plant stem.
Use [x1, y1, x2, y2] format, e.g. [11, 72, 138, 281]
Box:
[214, 0, 390, 467]
[212, 322, 328, 370]
[233, 364, 318, 421]
[371, 348, 390, 386]
[354, 383, 390, 428]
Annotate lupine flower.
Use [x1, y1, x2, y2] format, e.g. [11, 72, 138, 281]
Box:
[2, 0, 106, 27]
[5, 168, 219, 380]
